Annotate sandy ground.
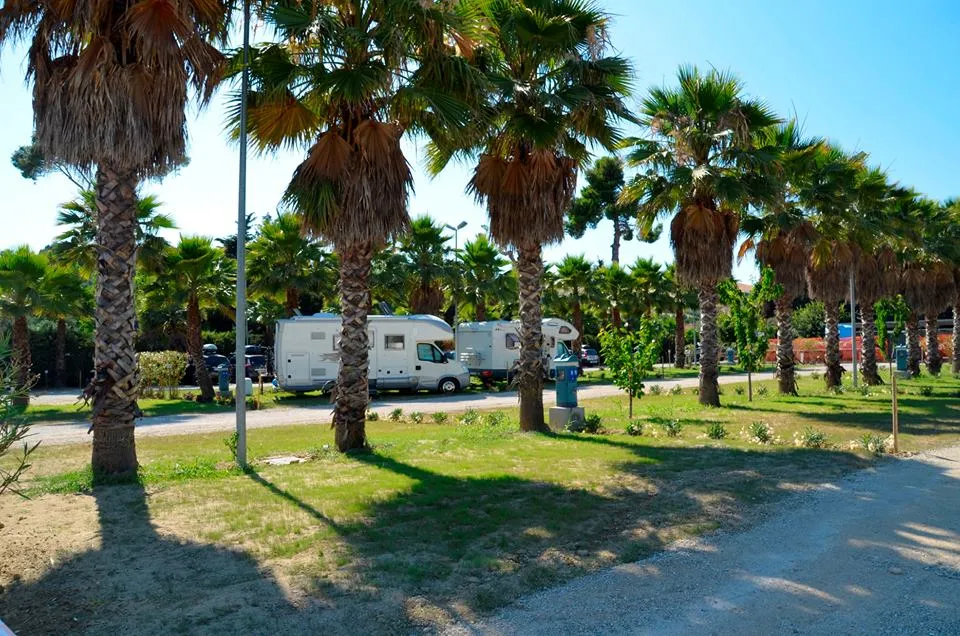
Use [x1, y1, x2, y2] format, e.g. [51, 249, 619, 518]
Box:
[25, 369, 802, 446]
[445, 445, 960, 635]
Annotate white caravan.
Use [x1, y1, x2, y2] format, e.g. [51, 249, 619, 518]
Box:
[455, 318, 579, 382]
[275, 314, 471, 394]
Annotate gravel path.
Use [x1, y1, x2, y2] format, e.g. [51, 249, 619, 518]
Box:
[445, 446, 960, 636]
[25, 369, 806, 446]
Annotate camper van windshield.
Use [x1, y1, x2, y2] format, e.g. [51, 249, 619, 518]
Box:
[557, 342, 571, 357]
[417, 343, 446, 363]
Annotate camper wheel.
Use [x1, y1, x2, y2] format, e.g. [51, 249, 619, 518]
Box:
[438, 378, 460, 394]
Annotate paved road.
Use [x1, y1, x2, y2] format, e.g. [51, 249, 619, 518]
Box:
[27, 370, 793, 446]
[446, 446, 960, 636]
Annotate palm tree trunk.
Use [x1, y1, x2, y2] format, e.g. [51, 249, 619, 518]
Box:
[187, 296, 214, 402]
[824, 301, 843, 389]
[611, 306, 622, 329]
[775, 297, 797, 395]
[90, 167, 139, 477]
[516, 244, 547, 432]
[697, 284, 720, 407]
[333, 242, 372, 451]
[475, 297, 486, 322]
[953, 300, 960, 375]
[285, 287, 300, 317]
[611, 219, 621, 265]
[906, 312, 922, 378]
[860, 303, 883, 385]
[674, 306, 686, 369]
[572, 301, 583, 354]
[11, 315, 31, 407]
[925, 314, 942, 375]
[55, 318, 67, 388]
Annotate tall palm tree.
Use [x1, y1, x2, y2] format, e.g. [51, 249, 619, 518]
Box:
[235, 0, 481, 450]
[552, 255, 595, 353]
[596, 263, 633, 329]
[41, 265, 93, 388]
[630, 258, 669, 318]
[53, 191, 176, 274]
[622, 66, 780, 406]
[739, 120, 820, 394]
[149, 238, 235, 402]
[0, 246, 57, 405]
[247, 214, 335, 317]
[459, 234, 512, 321]
[1, 0, 230, 475]
[664, 264, 696, 368]
[399, 217, 450, 316]
[433, 0, 632, 430]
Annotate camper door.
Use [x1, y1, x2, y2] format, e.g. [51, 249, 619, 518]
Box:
[377, 330, 414, 389]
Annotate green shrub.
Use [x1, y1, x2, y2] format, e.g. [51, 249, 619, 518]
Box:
[663, 419, 683, 437]
[756, 385, 768, 397]
[796, 426, 828, 449]
[223, 431, 239, 462]
[583, 414, 602, 433]
[409, 411, 424, 424]
[705, 421, 727, 440]
[458, 409, 480, 426]
[431, 412, 449, 424]
[648, 384, 663, 396]
[856, 384, 871, 396]
[859, 433, 887, 455]
[748, 421, 774, 444]
[810, 371, 821, 380]
[918, 385, 934, 397]
[388, 408, 404, 422]
[625, 420, 643, 436]
[139, 350, 188, 399]
[669, 385, 683, 396]
[734, 386, 745, 395]
[366, 410, 380, 421]
[481, 411, 508, 427]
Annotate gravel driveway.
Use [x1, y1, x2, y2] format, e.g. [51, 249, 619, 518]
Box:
[445, 445, 960, 635]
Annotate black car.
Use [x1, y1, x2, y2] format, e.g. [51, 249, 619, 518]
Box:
[226, 354, 268, 382]
[184, 354, 230, 385]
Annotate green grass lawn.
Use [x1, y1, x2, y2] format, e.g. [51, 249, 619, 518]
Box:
[3, 372, 958, 633]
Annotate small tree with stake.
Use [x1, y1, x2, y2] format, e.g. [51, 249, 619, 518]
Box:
[719, 268, 782, 401]
[599, 317, 665, 418]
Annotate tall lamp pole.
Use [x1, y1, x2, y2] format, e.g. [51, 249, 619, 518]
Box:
[234, 0, 251, 468]
[444, 221, 467, 322]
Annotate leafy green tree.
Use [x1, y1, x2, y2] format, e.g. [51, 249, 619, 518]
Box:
[719, 268, 782, 401]
[148, 238, 236, 402]
[399, 217, 450, 316]
[792, 301, 825, 338]
[598, 318, 664, 418]
[622, 66, 781, 406]
[551, 256, 595, 352]
[232, 0, 479, 451]
[458, 234, 512, 322]
[248, 214, 335, 317]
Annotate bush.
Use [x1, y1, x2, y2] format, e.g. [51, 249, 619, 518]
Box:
[810, 371, 821, 380]
[795, 426, 828, 449]
[734, 386, 745, 395]
[625, 420, 643, 436]
[566, 413, 601, 434]
[366, 410, 380, 421]
[669, 384, 682, 396]
[409, 411, 424, 424]
[481, 411, 508, 427]
[918, 385, 934, 397]
[388, 408, 404, 422]
[139, 351, 189, 399]
[431, 412, 449, 424]
[648, 384, 663, 396]
[663, 419, 683, 437]
[705, 421, 728, 440]
[856, 384, 871, 397]
[223, 431, 239, 461]
[756, 385, 768, 397]
[747, 421, 774, 444]
[1, 338, 38, 496]
[859, 433, 888, 455]
[458, 409, 480, 426]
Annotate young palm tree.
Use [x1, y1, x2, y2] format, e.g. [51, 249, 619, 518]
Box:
[739, 121, 820, 394]
[150, 238, 235, 402]
[459, 234, 512, 322]
[664, 264, 696, 368]
[552, 256, 595, 353]
[432, 0, 632, 430]
[234, 0, 481, 449]
[247, 214, 335, 317]
[399, 217, 450, 316]
[41, 265, 93, 388]
[597, 263, 634, 329]
[0, 247, 58, 405]
[630, 258, 669, 318]
[622, 66, 780, 406]
[1, 0, 230, 475]
[53, 191, 176, 274]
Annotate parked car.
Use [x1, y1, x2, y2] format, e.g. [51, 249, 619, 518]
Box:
[226, 354, 261, 382]
[580, 348, 600, 367]
[184, 354, 229, 385]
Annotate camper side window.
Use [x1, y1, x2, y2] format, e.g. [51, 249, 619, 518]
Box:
[505, 333, 520, 350]
[385, 335, 405, 351]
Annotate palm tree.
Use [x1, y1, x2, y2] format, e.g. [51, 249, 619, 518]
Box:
[630, 258, 669, 318]
[622, 66, 780, 406]
[41, 265, 92, 388]
[149, 238, 235, 402]
[235, 0, 480, 450]
[739, 120, 820, 394]
[664, 264, 696, 368]
[552, 256, 595, 353]
[53, 191, 176, 274]
[1, 0, 229, 475]
[0, 247, 57, 405]
[944, 198, 960, 375]
[247, 214, 335, 317]
[459, 234, 512, 322]
[398, 217, 450, 316]
[596, 263, 634, 329]
[434, 0, 632, 430]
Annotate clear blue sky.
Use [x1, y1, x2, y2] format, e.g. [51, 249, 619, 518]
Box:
[1, 0, 958, 284]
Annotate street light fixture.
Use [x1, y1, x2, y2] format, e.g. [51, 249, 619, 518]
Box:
[444, 221, 468, 323]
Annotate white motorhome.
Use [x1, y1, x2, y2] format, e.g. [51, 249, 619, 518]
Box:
[275, 314, 471, 394]
[456, 318, 579, 382]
